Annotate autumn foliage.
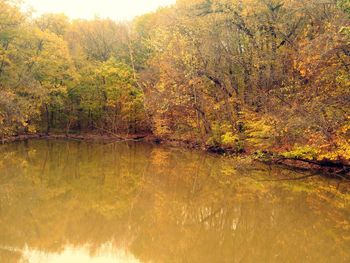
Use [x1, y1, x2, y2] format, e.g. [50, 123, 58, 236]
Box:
[0, 0, 349, 163]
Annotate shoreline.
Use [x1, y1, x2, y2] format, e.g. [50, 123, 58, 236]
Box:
[1, 132, 349, 179]
[0, 133, 152, 144]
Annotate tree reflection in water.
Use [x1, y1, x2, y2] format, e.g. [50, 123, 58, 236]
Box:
[0, 140, 349, 263]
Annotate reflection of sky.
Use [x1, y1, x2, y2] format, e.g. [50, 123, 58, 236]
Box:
[21, 243, 141, 263]
[22, 0, 176, 21]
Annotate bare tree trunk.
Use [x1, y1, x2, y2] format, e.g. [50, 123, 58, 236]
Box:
[45, 104, 50, 135]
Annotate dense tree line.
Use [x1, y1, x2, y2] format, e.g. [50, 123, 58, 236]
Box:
[0, 1, 148, 136]
[0, 0, 349, 162]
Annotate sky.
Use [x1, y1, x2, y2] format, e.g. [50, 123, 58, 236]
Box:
[22, 0, 176, 21]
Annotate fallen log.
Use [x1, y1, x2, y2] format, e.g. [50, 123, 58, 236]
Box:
[274, 157, 350, 177]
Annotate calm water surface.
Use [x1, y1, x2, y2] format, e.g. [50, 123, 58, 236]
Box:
[0, 140, 349, 263]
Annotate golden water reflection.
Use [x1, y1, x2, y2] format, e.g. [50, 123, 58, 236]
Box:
[0, 140, 349, 263]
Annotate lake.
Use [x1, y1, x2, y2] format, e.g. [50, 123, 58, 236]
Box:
[0, 139, 349, 263]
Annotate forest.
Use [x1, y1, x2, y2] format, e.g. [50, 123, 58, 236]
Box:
[0, 0, 349, 166]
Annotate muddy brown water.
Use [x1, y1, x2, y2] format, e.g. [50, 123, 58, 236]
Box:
[0, 140, 349, 262]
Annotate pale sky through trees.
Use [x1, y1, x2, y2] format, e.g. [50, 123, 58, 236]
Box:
[23, 0, 176, 20]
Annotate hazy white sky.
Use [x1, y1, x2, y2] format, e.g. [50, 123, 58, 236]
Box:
[23, 0, 176, 21]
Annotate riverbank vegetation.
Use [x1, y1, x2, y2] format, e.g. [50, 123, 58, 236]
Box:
[0, 0, 349, 168]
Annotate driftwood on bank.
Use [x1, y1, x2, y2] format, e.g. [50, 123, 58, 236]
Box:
[272, 157, 350, 179]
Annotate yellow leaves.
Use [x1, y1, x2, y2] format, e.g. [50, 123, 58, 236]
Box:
[245, 115, 276, 148]
[35, 13, 69, 36]
[339, 122, 350, 136]
[221, 132, 239, 147]
[154, 118, 171, 137]
[213, 104, 221, 110]
[283, 145, 321, 160]
[21, 120, 29, 127]
[28, 125, 37, 134]
[283, 121, 350, 161]
[156, 82, 166, 92]
[318, 122, 350, 160]
[299, 69, 307, 77]
[321, 148, 350, 161]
